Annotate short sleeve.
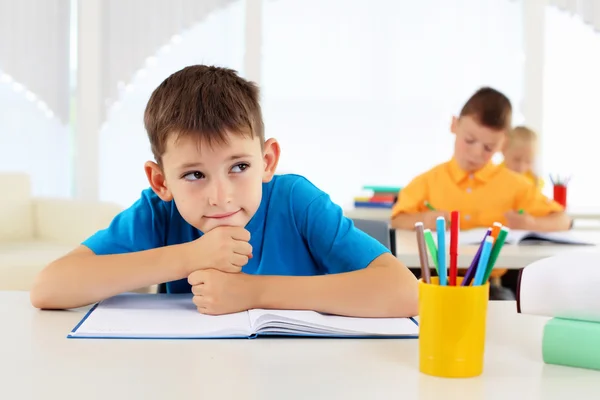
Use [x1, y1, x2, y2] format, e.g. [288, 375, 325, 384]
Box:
[391, 173, 429, 218]
[515, 179, 564, 217]
[291, 178, 389, 274]
[82, 189, 167, 255]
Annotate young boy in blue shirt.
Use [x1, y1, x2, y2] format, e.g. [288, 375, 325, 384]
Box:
[31, 65, 418, 317]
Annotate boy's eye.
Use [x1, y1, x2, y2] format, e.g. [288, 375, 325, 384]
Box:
[231, 163, 249, 173]
[465, 138, 475, 144]
[183, 171, 205, 181]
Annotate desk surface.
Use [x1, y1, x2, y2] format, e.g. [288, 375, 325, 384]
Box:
[394, 229, 600, 269]
[2, 291, 599, 399]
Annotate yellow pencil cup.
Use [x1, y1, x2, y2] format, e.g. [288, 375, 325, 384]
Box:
[418, 276, 489, 378]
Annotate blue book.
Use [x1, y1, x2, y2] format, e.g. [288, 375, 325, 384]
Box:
[68, 293, 419, 339]
[354, 201, 394, 209]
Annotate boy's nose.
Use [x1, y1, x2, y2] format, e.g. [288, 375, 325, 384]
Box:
[208, 179, 231, 206]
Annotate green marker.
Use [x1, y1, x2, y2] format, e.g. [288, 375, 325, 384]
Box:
[423, 229, 439, 275]
[518, 209, 524, 215]
[482, 227, 509, 283]
[424, 201, 436, 211]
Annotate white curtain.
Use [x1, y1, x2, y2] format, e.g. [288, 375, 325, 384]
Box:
[548, 0, 600, 32]
[98, 1, 246, 207]
[0, 0, 71, 197]
[261, 0, 524, 208]
[541, 6, 600, 208]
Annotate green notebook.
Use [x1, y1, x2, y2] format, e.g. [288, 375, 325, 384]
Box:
[542, 317, 600, 371]
[362, 185, 402, 194]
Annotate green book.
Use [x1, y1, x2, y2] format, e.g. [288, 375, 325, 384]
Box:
[542, 317, 600, 371]
[362, 185, 402, 194]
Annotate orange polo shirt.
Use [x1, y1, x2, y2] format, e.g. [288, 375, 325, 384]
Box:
[392, 158, 563, 229]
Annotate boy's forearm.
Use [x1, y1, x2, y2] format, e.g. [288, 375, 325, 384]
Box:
[253, 254, 418, 318]
[533, 212, 572, 231]
[30, 244, 189, 310]
[391, 212, 422, 230]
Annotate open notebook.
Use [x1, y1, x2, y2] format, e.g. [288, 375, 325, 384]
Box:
[457, 229, 596, 246]
[68, 293, 419, 339]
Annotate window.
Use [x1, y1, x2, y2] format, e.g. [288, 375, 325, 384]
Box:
[261, 0, 524, 208]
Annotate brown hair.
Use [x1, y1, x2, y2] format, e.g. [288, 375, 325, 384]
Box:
[144, 65, 264, 163]
[459, 87, 512, 131]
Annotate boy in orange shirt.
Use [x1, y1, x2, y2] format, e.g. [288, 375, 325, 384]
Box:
[501, 125, 543, 189]
[391, 87, 570, 232]
[390, 87, 571, 298]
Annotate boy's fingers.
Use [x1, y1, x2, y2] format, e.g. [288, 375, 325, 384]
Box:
[228, 227, 251, 242]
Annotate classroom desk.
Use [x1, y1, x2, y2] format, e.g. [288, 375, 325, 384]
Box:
[1, 291, 599, 399]
[344, 206, 600, 222]
[395, 229, 600, 269]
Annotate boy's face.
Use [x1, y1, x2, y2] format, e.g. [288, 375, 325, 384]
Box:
[146, 132, 280, 233]
[502, 141, 535, 174]
[451, 115, 505, 172]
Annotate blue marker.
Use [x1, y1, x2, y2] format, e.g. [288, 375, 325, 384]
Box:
[473, 237, 494, 286]
[436, 217, 447, 286]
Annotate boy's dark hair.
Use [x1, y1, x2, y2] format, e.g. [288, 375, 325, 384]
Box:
[144, 65, 264, 163]
[459, 87, 512, 131]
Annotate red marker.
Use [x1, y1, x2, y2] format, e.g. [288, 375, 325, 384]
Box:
[449, 211, 460, 286]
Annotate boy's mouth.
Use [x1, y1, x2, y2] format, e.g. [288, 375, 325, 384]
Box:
[205, 210, 241, 219]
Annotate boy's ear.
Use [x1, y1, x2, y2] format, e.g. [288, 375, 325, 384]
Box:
[450, 116, 459, 134]
[144, 161, 174, 201]
[262, 138, 281, 183]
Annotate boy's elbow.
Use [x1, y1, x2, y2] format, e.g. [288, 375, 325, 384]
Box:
[30, 264, 58, 309]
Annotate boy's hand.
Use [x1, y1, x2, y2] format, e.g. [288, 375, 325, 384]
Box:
[189, 269, 259, 315]
[186, 226, 252, 274]
[422, 211, 450, 231]
[504, 210, 536, 230]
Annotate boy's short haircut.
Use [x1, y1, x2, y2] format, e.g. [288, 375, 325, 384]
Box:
[143, 65, 265, 163]
[508, 125, 538, 143]
[459, 87, 512, 131]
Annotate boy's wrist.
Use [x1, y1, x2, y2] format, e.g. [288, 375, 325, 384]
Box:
[250, 274, 269, 309]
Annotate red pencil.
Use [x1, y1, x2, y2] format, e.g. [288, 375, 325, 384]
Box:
[449, 211, 460, 286]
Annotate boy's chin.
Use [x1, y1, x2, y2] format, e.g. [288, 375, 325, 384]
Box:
[197, 216, 251, 233]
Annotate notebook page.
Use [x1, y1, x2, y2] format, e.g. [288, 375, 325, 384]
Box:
[520, 230, 596, 245]
[248, 309, 418, 336]
[70, 293, 252, 338]
[456, 229, 490, 245]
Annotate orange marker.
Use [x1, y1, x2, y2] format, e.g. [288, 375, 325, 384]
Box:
[490, 222, 502, 240]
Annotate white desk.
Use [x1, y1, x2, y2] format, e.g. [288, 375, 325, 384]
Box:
[395, 230, 600, 269]
[1, 292, 599, 399]
[345, 206, 600, 222]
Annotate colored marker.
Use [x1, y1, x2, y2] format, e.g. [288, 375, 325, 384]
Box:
[462, 228, 491, 286]
[491, 222, 502, 240]
[482, 227, 510, 283]
[473, 237, 495, 286]
[423, 229, 439, 275]
[414, 222, 431, 284]
[518, 209, 524, 215]
[449, 211, 459, 286]
[424, 201, 436, 211]
[436, 217, 447, 286]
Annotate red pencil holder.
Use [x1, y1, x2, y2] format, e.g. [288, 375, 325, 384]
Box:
[553, 185, 567, 208]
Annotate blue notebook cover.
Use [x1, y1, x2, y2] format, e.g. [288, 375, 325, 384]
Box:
[68, 293, 419, 340]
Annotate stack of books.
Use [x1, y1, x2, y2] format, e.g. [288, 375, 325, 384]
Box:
[353, 185, 401, 209]
[517, 252, 600, 371]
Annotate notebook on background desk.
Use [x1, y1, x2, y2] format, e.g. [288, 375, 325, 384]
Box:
[68, 293, 419, 339]
[457, 229, 596, 246]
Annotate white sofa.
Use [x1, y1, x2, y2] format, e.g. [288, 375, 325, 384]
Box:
[0, 173, 123, 291]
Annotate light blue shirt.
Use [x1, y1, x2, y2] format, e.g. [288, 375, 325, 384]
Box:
[83, 174, 389, 293]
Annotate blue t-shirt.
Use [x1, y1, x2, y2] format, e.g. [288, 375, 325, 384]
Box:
[83, 174, 389, 293]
